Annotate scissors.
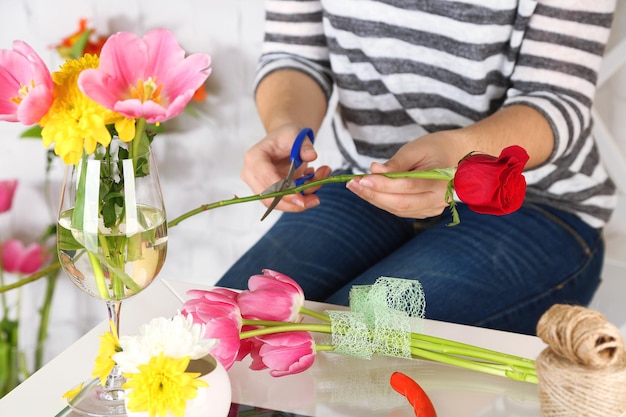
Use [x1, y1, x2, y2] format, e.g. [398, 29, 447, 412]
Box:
[260, 128, 315, 221]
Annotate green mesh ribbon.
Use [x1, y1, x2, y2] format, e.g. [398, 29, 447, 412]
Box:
[329, 277, 425, 359]
[328, 310, 373, 359]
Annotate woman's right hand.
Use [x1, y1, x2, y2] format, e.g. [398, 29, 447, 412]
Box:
[241, 124, 331, 213]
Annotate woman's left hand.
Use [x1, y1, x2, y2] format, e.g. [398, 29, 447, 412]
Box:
[346, 132, 460, 219]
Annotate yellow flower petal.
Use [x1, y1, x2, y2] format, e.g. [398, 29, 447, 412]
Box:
[38, 54, 127, 164]
[123, 354, 207, 417]
[92, 329, 121, 386]
[62, 383, 84, 400]
[115, 118, 136, 142]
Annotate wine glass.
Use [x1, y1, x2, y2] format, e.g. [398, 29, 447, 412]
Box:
[57, 139, 168, 416]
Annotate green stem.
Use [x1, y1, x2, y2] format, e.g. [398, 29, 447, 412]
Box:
[131, 118, 147, 159]
[315, 344, 335, 352]
[411, 346, 538, 384]
[168, 169, 456, 227]
[299, 306, 331, 322]
[239, 322, 332, 339]
[0, 263, 61, 294]
[411, 339, 536, 377]
[34, 268, 60, 370]
[411, 333, 536, 370]
[88, 251, 109, 300]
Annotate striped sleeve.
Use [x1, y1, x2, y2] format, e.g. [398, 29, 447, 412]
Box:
[503, 0, 616, 162]
[254, 0, 334, 100]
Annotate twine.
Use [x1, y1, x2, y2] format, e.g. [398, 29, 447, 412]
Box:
[535, 304, 626, 417]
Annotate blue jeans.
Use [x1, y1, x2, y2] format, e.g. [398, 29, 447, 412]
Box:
[216, 179, 605, 335]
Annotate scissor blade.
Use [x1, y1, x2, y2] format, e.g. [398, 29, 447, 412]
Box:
[259, 181, 284, 196]
[259, 161, 297, 220]
[260, 196, 282, 221]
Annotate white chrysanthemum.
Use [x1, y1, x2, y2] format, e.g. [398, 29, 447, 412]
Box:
[113, 313, 219, 373]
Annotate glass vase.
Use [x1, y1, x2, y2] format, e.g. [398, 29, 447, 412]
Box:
[57, 138, 168, 416]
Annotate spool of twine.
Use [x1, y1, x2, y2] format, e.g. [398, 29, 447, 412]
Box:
[536, 304, 626, 417]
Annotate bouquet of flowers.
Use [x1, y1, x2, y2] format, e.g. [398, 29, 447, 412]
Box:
[180, 270, 537, 382]
[88, 269, 537, 416]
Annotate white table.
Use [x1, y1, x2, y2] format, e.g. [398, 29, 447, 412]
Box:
[0, 278, 546, 417]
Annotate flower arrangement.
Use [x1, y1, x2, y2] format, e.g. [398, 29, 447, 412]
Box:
[1, 21, 211, 162]
[0, 22, 212, 399]
[2, 26, 212, 301]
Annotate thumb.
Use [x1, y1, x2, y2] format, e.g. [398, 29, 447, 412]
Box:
[371, 155, 406, 173]
[299, 139, 318, 163]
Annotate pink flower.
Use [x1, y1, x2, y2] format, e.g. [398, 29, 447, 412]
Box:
[78, 28, 211, 124]
[250, 332, 316, 377]
[237, 269, 305, 322]
[181, 290, 243, 370]
[188, 287, 239, 303]
[0, 180, 18, 213]
[0, 41, 54, 125]
[1, 239, 50, 274]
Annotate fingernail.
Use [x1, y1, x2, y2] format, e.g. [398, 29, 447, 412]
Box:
[307, 199, 320, 209]
[359, 178, 373, 188]
[347, 179, 362, 192]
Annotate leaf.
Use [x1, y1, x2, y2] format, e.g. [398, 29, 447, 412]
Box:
[71, 155, 89, 230]
[19, 125, 43, 138]
[57, 224, 84, 251]
[70, 30, 91, 59]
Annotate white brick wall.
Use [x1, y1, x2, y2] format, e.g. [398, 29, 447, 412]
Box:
[0, 1, 624, 365]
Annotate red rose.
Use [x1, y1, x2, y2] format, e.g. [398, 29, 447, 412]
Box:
[453, 145, 529, 215]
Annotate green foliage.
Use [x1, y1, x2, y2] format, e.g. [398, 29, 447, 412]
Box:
[70, 30, 90, 59]
[0, 317, 20, 396]
[19, 125, 43, 138]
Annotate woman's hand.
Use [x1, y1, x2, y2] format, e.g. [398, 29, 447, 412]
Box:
[241, 124, 331, 213]
[346, 132, 461, 219]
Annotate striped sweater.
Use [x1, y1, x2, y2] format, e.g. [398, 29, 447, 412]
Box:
[255, 0, 617, 228]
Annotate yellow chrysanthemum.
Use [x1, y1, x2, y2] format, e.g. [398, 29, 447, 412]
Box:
[123, 354, 208, 417]
[92, 324, 121, 386]
[38, 54, 135, 165]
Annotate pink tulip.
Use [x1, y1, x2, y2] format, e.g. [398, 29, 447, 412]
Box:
[0, 180, 18, 213]
[237, 269, 305, 322]
[0, 41, 54, 125]
[250, 332, 316, 377]
[1, 239, 50, 274]
[78, 28, 211, 124]
[188, 287, 240, 303]
[181, 290, 243, 370]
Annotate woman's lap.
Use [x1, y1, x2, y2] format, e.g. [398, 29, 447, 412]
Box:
[216, 181, 604, 335]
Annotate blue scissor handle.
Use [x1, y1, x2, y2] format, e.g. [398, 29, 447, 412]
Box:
[294, 172, 314, 186]
[290, 128, 315, 169]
